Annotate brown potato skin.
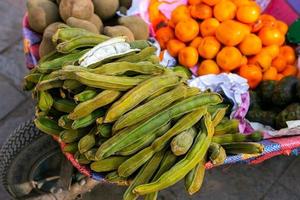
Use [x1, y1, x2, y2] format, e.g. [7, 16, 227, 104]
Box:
[89, 14, 104, 33]
[39, 22, 67, 58]
[27, 0, 60, 33]
[103, 25, 135, 42]
[93, 0, 119, 21]
[118, 16, 149, 40]
[59, 0, 94, 22]
[66, 17, 99, 34]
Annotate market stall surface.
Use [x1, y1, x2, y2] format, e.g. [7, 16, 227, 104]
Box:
[0, 0, 299, 199]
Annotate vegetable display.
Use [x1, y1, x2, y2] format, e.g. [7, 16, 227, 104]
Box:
[24, 26, 264, 199]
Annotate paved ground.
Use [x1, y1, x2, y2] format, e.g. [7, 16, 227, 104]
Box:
[0, 0, 299, 199]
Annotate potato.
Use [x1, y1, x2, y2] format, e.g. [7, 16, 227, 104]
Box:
[89, 14, 103, 33]
[27, 0, 60, 33]
[59, 0, 94, 22]
[119, 0, 132, 9]
[66, 17, 99, 34]
[103, 26, 134, 42]
[43, 22, 67, 39]
[39, 22, 66, 58]
[118, 16, 149, 40]
[93, 0, 119, 21]
[39, 37, 55, 58]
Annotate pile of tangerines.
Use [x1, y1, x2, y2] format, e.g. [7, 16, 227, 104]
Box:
[153, 0, 297, 88]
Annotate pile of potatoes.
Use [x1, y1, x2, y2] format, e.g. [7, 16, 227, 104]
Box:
[26, 0, 149, 57]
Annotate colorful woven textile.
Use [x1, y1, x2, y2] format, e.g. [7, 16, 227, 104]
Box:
[22, 5, 300, 180]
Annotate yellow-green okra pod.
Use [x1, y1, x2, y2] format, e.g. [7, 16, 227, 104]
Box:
[56, 35, 109, 53]
[208, 143, 226, 165]
[170, 127, 197, 156]
[72, 109, 105, 129]
[58, 115, 73, 129]
[62, 71, 147, 91]
[38, 91, 53, 112]
[53, 99, 77, 113]
[34, 117, 63, 136]
[105, 74, 180, 123]
[116, 46, 156, 63]
[90, 61, 165, 76]
[133, 113, 214, 195]
[36, 78, 64, 91]
[117, 108, 207, 177]
[96, 93, 222, 160]
[69, 90, 121, 120]
[52, 27, 98, 44]
[185, 158, 206, 195]
[74, 89, 98, 102]
[105, 171, 130, 186]
[112, 84, 188, 132]
[123, 150, 165, 200]
[90, 156, 128, 172]
[144, 151, 177, 200]
[117, 123, 171, 156]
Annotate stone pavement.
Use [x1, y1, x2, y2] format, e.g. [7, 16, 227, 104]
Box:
[0, 0, 299, 199]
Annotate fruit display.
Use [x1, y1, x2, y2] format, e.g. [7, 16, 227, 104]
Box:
[25, 0, 149, 58]
[247, 76, 300, 129]
[23, 27, 264, 199]
[150, 0, 298, 88]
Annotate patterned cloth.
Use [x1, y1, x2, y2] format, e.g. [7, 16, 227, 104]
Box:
[22, 2, 300, 181]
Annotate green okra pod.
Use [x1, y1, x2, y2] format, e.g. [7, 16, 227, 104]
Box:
[112, 84, 188, 132]
[117, 122, 171, 156]
[36, 78, 64, 91]
[90, 156, 128, 172]
[63, 142, 78, 154]
[90, 61, 165, 76]
[185, 158, 206, 195]
[116, 46, 156, 63]
[171, 127, 197, 156]
[78, 130, 96, 154]
[56, 35, 109, 53]
[83, 148, 98, 161]
[97, 124, 112, 138]
[52, 27, 97, 44]
[34, 117, 63, 136]
[208, 143, 226, 165]
[96, 93, 222, 160]
[69, 90, 121, 120]
[134, 113, 214, 195]
[212, 131, 263, 144]
[144, 151, 177, 200]
[58, 115, 73, 129]
[222, 142, 264, 154]
[38, 50, 89, 73]
[53, 99, 77, 113]
[59, 129, 88, 143]
[123, 150, 165, 200]
[38, 91, 53, 112]
[72, 109, 105, 129]
[105, 74, 180, 123]
[74, 89, 98, 102]
[63, 79, 82, 90]
[105, 171, 130, 186]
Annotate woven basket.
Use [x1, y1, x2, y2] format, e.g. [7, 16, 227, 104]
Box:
[22, 14, 300, 181]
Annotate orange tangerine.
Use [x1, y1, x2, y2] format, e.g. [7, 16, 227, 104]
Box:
[271, 56, 287, 72]
[213, 0, 237, 22]
[178, 46, 199, 68]
[238, 33, 262, 56]
[263, 66, 278, 81]
[216, 20, 249, 46]
[202, 0, 221, 6]
[198, 36, 221, 59]
[189, 37, 203, 48]
[216, 47, 243, 71]
[190, 3, 213, 19]
[260, 45, 280, 59]
[282, 65, 298, 76]
[167, 39, 186, 57]
[175, 18, 199, 42]
[200, 18, 220, 37]
[197, 60, 220, 75]
[279, 45, 296, 65]
[258, 26, 285, 46]
[239, 64, 263, 88]
[171, 5, 191, 25]
[236, 4, 260, 24]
